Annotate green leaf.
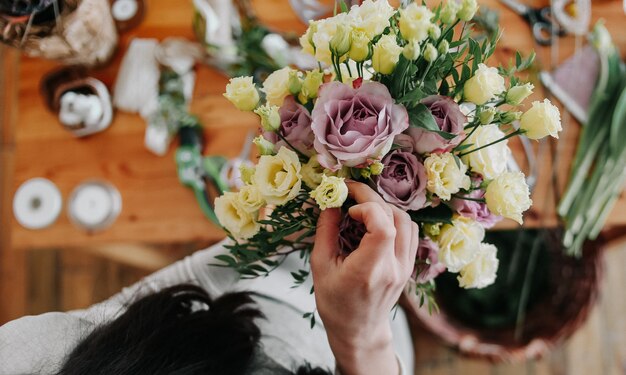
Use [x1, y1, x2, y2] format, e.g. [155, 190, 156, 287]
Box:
[339, 0, 348, 13]
[409, 204, 454, 224]
[398, 87, 426, 106]
[515, 51, 522, 68]
[408, 104, 457, 140]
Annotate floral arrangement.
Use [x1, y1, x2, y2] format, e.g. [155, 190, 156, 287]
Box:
[216, 0, 561, 311]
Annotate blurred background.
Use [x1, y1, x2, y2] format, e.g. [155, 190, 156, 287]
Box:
[1, 0, 625, 374]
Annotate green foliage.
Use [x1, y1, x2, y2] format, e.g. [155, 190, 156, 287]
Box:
[409, 204, 453, 224]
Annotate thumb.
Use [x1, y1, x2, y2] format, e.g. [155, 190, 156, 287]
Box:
[311, 208, 341, 270]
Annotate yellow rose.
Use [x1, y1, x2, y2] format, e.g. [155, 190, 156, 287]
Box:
[425, 152, 471, 201]
[349, 0, 395, 39]
[440, 0, 460, 24]
[402, 39, 420, 61]
[253, 147, 302, 206]
[372, 34, 403, 75]
[223, 76, 260, 111]
[310, 175, 348, 210]
[506, 83, 534, 105]
[461, 124, 511, 180]
[215, 192, 260, 239]
[237, 185, 265, 213]
[423, 43, 438, 62]
[437, 216, 485, 272]
[463, 64, 505, 105]
[485, 171, 532, 224]
[330, 23, 352, 57]
[349, 30, 371, 62]
[239, 164, 255, 185]
[301, 155, 325, 189]
[253, 135, 275, 155]
[519, 99, 562, 140]
[457, 242, 498, 289]
[399, 3, 433, 42]
[262, 67, 293, 106]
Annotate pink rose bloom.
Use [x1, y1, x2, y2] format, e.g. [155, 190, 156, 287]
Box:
[449, 189, 501, 228]
[408, 95, 466, 154]
[374, 149, 428, 211]
[311, 81, 409, 170]
[264, 96, 315, 156]
[413, 237, 446, 284]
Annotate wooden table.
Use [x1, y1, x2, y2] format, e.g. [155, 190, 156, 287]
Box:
[2, 0, 626, 322]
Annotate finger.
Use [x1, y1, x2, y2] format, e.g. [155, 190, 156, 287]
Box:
[389, 205, 412, 261]
[407, 222, 420, 275]
[348, 202, 395, 246]
[346, 180, 393, 218]
[311, 207, 342, 274]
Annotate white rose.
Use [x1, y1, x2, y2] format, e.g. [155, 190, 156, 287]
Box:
[425, 152, 471, 201]
[461, 124, 511, 180]
[215, 192, 260, 239]
[237, 185, 265, 213]
[519, 99, 562, 140]
[457, 242, 498, 289]
[399, 3, 433, 42]
[437, 216, 485, 272]
[506, 83, 534, 105]
[223, 76, 259, 111]
[301, 155, 325, 189]
[463, 64, 506, 105]
[485, 171, 532, 224]
[262, 67, 293, 107]
[253, 147, 302, 206]
[310, 175, 348, 210]
[350, 0, 395, 39]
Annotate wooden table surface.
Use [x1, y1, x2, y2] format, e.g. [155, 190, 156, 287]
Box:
[3, 0, 626, 251]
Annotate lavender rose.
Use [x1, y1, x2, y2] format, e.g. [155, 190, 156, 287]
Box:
[264, 96, 315, 156]
[338, 212, 367, 255]
[311, 81, 409, 170]
[413, 237, 446, 283]
[407, 95, 466, 154]
[449, 189, 501, 228]
[374, 149, 428, 211]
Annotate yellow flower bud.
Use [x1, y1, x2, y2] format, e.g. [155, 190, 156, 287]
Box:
[458, 0, 478, 21]
[506, 83, 534, 105]
[440, 1, 460, 24]
[478, 107, 497, 125]
[287, 70, 303, 95]
[330, 23, 352, 57]
[438, 39, 449, 55]
[254, 104, 281, 132]
[500, 111, 522, 124]
[360, 168, 372, 179]
[402, 39, 421, 61]
[301, 70, 324, 100]
[349, 30, 371, 62]
[372, 34, 403, 75]
[423, 222, 442, 238]
[223, 76, 260, 111]
[423, 43, 438, 62]
[239, 164, 255, 185]
[253, 135, 275, 155]
[370, 160, 384, 176]
[428, 24, 441, 40]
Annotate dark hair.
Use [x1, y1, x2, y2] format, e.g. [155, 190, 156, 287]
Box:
[56, 284, 331, 375]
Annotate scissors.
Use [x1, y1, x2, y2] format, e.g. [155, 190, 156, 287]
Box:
[499, 0, 566, 46]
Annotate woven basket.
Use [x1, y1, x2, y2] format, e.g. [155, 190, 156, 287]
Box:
[0, 0, 117, 66]
[402, 229, 604, 363]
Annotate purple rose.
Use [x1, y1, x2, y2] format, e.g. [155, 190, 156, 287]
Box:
[311, 81, 409, 170]
[264, 96, 315, 156]
[374, 149, 427, 211]
[413, 237, 446, 283]
[338, 213, 366, 255]
[407, 95, 466, 154]
[449, 189, 501, 228]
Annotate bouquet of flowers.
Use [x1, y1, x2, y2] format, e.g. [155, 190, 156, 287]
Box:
[216, 0, 561, 310]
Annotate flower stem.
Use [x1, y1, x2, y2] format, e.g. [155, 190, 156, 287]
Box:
[457, 129, 522, 157]
[451, 194, 485, 203]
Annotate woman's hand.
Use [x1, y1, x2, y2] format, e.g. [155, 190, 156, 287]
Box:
[311, 181, 419, 375]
